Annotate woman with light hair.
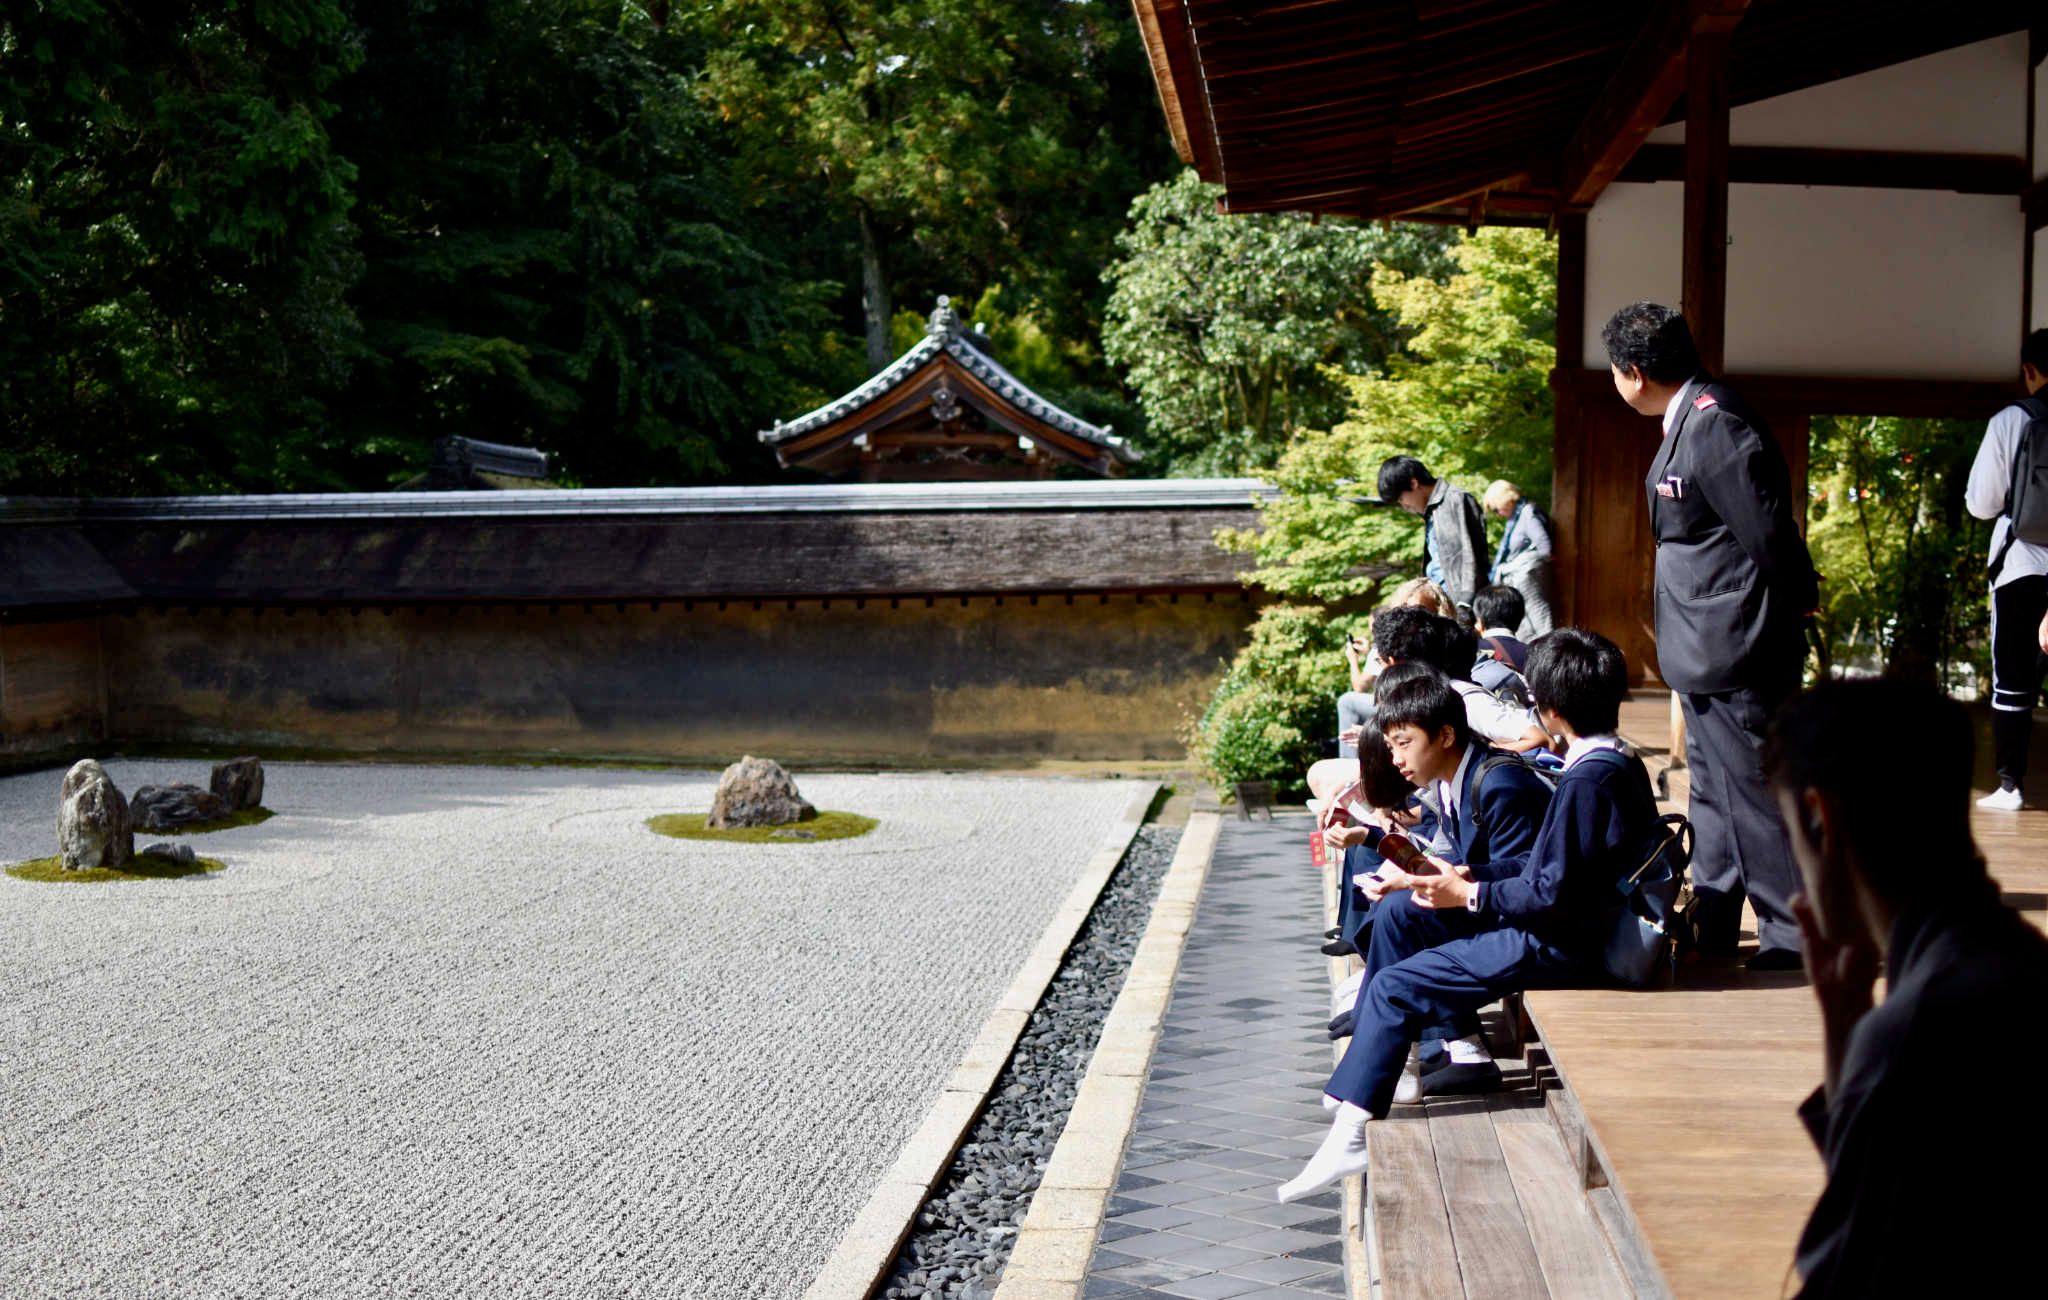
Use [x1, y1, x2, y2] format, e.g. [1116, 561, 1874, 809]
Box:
[1483, 480, 1554, 637]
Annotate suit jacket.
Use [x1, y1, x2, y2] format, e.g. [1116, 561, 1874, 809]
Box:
[1644, 376, 1817, 694]
[1793, 883, 2048, 1296]
[1442, 747, 1552, 880]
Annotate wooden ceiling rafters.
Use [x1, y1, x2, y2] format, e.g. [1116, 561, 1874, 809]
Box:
[1134, 0, 2039, 223]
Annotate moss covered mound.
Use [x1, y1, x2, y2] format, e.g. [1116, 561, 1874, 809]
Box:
[156, 806, 275, 836]
[646, 811, 879, 844]
[7, 851, 228, 884]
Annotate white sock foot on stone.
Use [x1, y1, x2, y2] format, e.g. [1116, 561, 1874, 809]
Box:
[1277, 1103, 1372, 1202]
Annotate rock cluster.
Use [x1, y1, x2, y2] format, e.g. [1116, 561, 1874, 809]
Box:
[880, 825, 1181, 1300]
[57, 760, 133, 871]
[707, 756, 815, 829]
[131, 758, 266, 831]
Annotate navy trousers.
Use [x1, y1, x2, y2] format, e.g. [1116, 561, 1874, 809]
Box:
[1681, 669, 1803, 952]
[1338, 843, 1382, 946]
[1362, 896, 1486, 1044]
[1326, 927, 1584, 1117]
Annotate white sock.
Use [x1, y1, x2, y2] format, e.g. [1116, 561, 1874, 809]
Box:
[1445, 1033, 1493, 1066]
[1277, 1103, 1372, 1202]
[1322, 1091, 1341, 1113]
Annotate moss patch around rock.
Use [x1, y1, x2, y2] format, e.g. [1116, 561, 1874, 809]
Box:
[646, 811, 879, 844]
[155, 806, 276, 836]
[7, 851, 228, 884]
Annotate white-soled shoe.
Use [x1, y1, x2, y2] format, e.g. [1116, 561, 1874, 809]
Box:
[1277, 1103, 1372, 1202]
[1977, 786, 2025, 812]
[1392, 1057, 1424, 1105]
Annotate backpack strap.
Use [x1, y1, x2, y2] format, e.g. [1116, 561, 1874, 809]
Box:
[1464, 750, 1558, 844]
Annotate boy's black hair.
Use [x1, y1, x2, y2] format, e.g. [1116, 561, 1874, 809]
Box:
[1525, 627, 1627, 737]
[1374, 662, 1470, 751]
[1355, 724, 1418, 810]
[2023, 328, 2048, 374]
[1370, 606, 1472, 681]
[1377, 454, 1434, 505]
[1764, 680, 1981, 903]
[1601, 302, 1702, 384]
[1473, 584, 1525, 633]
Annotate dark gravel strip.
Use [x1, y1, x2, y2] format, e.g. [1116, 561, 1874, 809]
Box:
[878, 823, 1184, 1300]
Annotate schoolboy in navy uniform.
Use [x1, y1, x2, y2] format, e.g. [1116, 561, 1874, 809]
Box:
[1279, 628, 1658, 1202]
[1327, 667, 1553, 1092]
[1768, 681, 2048, 1295]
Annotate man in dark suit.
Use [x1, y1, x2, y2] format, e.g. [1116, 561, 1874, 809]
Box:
[1768, 680, 2047, 1295]
[1602, 302, 1818, 969]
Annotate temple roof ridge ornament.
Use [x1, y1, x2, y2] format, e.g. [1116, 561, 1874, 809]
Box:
[760, 296, 1136, 480]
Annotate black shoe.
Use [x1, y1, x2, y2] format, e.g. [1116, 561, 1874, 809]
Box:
[1327, 1010, 1355, 1040]
[1321, 937, 1358, 957]
[1324, 926, 1342, 939]
[1416, 1039, 1448, 1072]
[1745, 946, 1804, 972]
[1421, 1059, 1502, 1095]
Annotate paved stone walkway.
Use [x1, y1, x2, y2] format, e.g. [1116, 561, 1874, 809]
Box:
[1082, 816, 1348, 1300]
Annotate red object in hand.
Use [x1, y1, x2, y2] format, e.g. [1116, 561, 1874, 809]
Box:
[1310, 830, 1328, 869]
[1377, 831, 1432, 875]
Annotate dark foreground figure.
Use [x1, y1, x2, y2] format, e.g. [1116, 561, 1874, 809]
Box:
[1769, 680, 2048, 1296]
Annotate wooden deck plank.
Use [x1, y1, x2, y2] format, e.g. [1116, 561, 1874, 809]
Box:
[1368, 1111, 1463, 1300]
[1493, 1112, 1631, 1300]
[1427, 1099, 1549, 1300]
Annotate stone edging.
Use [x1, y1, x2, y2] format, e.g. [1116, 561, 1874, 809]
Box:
[802, 784, 1162, 1300]
[988, 809, 1224, 1299]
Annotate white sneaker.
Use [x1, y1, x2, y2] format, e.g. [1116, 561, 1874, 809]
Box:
[1977, 787, 2025, 812]
[1392, 1047, 1424, 1105]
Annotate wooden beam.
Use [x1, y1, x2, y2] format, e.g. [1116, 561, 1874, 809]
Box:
[1557, 0, 1750, 210]
[1619, 144, 2031, 193]
[2026, 178, 2048, 234]
[1682, 28, 1731, 377]
[1556, 211, 1588, 370]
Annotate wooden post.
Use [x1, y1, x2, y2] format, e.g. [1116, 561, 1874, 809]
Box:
[1681, 29, 1731, 377]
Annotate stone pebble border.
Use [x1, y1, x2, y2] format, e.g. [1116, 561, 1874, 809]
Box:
[878, 822, 1188, 1299]
[992, 810, 1224, 1299]
[801, 786, 1159, 1300]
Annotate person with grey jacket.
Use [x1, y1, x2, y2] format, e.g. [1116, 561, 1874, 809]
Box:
[1483, 480, 1555, 637]
[1379, 456, 1486, 613]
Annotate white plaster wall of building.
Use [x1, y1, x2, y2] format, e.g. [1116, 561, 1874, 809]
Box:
[1584, 32, 2032, 377]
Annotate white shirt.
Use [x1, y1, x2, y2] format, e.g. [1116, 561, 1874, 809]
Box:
[1659, 381, 1694, 436]
[1563, 734, 1629, 771]
[1451, 678, 1538, 746]
[1965, 401, 2048, 588]
[1437, 745, 1476, 829]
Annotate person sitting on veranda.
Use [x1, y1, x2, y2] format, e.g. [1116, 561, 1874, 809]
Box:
[1310, 606, 1551, 810]
[1768, 680, 2048, 1296]
[1318, 711, 1421, 959]
[1336, 577, 1457, 759]
[1320, 665, 1554, 1070]
[1279, 629, 1657, 1203]
[1483, 479, 1555, 637]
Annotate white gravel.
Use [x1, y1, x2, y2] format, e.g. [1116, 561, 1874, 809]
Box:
[0, 760, 1142, 1299]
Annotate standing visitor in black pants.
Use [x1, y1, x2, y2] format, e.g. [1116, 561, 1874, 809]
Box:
[1601, 302, 1818, 969]
[1964, 328, 2048, 811]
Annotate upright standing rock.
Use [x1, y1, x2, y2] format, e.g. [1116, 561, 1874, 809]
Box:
[211, 757, 264, 812]
[707, 756, 817, 829]
[57, 760, 134, 871]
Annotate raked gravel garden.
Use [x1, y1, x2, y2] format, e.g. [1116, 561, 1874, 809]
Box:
[0, 759, 1146, 1299]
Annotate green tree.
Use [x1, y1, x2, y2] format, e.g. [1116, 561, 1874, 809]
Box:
[1220, 227, 1557, 602]
[1804, 414, 1989, 688]
[1100, 170, 1457, 476]
[697, 0, 1173, 375]
[0, 0, 363, 493]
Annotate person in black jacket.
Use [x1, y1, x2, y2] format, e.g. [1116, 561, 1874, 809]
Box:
[1602, 302, 1819, 969]
[1768, 680, 2047, 1297]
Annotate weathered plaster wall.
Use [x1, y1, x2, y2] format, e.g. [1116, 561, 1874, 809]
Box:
[0, 620, 106, 762]
[99, 594, 1254, 764]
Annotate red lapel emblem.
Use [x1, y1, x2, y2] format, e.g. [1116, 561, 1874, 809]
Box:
[1656, 482, 1676, 498]
[1693, 392, 1718, 410]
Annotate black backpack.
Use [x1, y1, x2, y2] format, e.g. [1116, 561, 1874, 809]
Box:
[1463, 750, 1562, 845]
[1988, 396, 2048, 578]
